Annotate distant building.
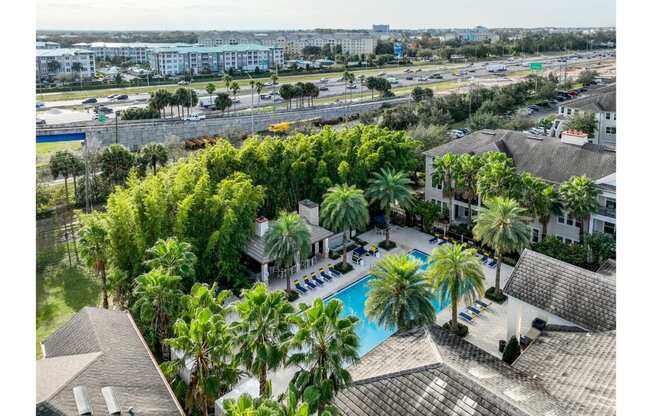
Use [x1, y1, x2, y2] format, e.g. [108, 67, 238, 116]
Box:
[36, 41, 60, 49]
[458, 26, 500, 43]
[372, 24, 390, 33]
[148, 44, 284, 76]
[72, 41, 193, 64]
[37, 307, 183, 415]
[36, 48, 96, 82]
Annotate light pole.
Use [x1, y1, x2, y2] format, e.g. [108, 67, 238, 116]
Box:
[246, 73, 254, 136]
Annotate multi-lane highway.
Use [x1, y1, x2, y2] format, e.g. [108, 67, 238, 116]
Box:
[36, 51, 615, 126]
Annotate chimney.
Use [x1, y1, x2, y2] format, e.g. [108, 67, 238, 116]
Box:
[255, 216, 269, 237]
[298, 200, 319, 225]
[560, 130, 589, 146]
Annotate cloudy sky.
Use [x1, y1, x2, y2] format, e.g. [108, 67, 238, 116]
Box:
[37, 0, 616, 30]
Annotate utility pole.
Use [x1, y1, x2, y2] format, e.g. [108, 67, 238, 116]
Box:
[83, 137, 91, 213]
[246, 73, 254, 136]
[114, 111, 120, 144]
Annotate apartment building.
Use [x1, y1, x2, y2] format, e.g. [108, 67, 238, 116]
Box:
[551, 83, 616, 148]
[199, 31, 378, 57]
[148, 44, 284, 76]
[72, 42, 193, 64]
[36, 48, 96, 81]
[36, 41, 60, 49]
[423, 129, 616, 244]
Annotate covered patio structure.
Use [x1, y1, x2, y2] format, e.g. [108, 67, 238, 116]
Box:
[242, 200, 334, 284]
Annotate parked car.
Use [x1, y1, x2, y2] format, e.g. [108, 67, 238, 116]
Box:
[450, 129, 466, 139]
[459, 128, 471, 135]
[93, 106, 113, 113]
[346, 84, 357, 89]
[36, 101, 45, 109]
[319, 78, 329, 83]
[177, 80, 189, 85]
[405, 76, 414, 80]
[115, 94, 128, 100]
[82, 97, 98, 104]
[527, 105, 540, 111]
[36, 118, 46, 126]
[528, 127, 546, 135]
[319, 86, 329, 91]
[260, 94, 272, 100]
[183, 113, 206, 121]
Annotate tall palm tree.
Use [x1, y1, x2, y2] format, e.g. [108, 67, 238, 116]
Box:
[365, 254, 436, 332]
[138, 142, 169, 175]
[230, 81, 240, 112]
[223, 74, 233, 115]
[49, 150, 78, 204]
[145, 237, 197, 291]
[427, 244, 485, 333]
[455, 154, 484, 229]
[431, 153, 460, 222]
[320, 184, 369, 270]
[255, 81, 265, 105]
[271, 73, 279, 113]
[518, 172, 561, 238]
[367, 168, 415, 247]
[287, 298, 360, 415]
[264, 211, 311, 291]
[473, 197, 530, 298]
[233, 283, 294, 398]
[78, 212, 110, 308]
[559, 175, 598, 243]
[165, 305, 240, 416]
[132, 269, 183, 358]
[71, 62, 84, 87]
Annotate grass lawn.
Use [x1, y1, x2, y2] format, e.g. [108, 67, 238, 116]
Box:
[36, 141, 83, 169]
[36, 250, 100, 358]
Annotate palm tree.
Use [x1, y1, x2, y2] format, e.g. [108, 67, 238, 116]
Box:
[223, 74, 233, 115]
[49, 150, 79, 204]
[559, 175, 598, 243]
[138, 142, 169, 175]
[367, 168, 415, 247]
[255, 81, 265, 105]
[132, 269, 183, 358]
[455, 154, 484, 229]
[365, 254, 436, 332]
[427, 244, 485, 334]
[320, 184, 369, 270]
[518, 172, 561, 238]
[206, 82, 216, 104]
[431, 153, 460, 222]
[230, 81, 240, 112]
[165, 304, 240, 416]
[287, 298, 360, 415]
[233, 283, 294, 398]
[46, 60, 61, 77]
[473, 197, 530, 298]
[264, 212, 311, 291]
[78, 212, 110, 308]
[271, 73, 279, 113]
[71, 62, 84, 87]
[145, 237, 197, 291]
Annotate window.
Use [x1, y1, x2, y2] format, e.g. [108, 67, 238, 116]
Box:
[606, 127, 616, 135]
[558, 215, 565, 224]
[606, 198, 616, 210]
[531, 228, 540, 243]
[604, 222, 616, 236]
[605, 112, 611, 120]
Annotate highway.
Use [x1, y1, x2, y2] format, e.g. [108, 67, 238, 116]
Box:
[36, 51, 615, 126]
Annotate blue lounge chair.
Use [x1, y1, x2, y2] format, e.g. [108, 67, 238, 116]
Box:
[319, 268, 332, 281]
[459, 312, 475, 322]
[303, 276, 317, 289]
[481, 255, 488, 263]
[488, 259, 497, 268]
[328, 264, 343, 277]
[429, 237, 438, 244]
[294, 280, 308, 294]
[475, 299, 492, 309]
[437, 239, 447, 246]
[353, 246, 368, 257]
[311, 272, 324, 285]
[468, 305, 482, 315]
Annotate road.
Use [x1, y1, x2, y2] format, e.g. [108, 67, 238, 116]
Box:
[36, 51, 615, 126]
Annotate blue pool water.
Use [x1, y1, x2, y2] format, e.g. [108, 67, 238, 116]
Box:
[325, 249, 450, 356]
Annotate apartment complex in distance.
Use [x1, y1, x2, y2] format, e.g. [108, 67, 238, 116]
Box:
[423, 129, 616, 244]
[36, 48, 96, 82]
[198, 31, 378, 57]
[36, 41, 60, 49]
[551, 83, 616, 148]
[148, 44, 284, 76]
[71, 42, 193, 64]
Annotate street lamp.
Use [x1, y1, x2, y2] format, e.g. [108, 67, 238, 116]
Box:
[245, 72, 255, 136]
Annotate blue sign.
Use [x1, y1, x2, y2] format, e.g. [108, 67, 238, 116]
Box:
[393, 43, 404, 59]
[36, 132, 86, 143]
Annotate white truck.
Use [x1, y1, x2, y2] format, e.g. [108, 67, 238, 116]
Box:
[487, 64, 507, 73]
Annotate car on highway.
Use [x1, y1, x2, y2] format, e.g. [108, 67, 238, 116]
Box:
[106, 94, 119, 99]
[36, 118, 46, 126]
[319, 78, 329, 83]
[429, 73, 443, 79]
[346, 84, 357, 89]
[404, 68, 413, 73]
[177, 80, 189, 85]
[418, 77, 428, 82]
[387, 77, 399, 85]
[115, 94, 128, 100]
[415, 68, 422, 72]
[93, 106, 113, 113]
[183, 113, 206, 121]
[82, 98, 98, 104]
[319, 86, 329, 91]
[264, 81, 273, 86]
[377, 72, 386, 76]
[405, 76, 414, 80]
[336, 77, 345, 82]
[36, 101, 45, 109]
[260, 94, 272, 100]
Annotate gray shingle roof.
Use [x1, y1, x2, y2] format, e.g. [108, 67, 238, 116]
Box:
[243, 222, 333, 264]
[37, 307, 184, 415]
[504, 249, 616, 332]
[334, 325, 567, 416]
[514, 330, 616, 416]
[596, 259, 616, 277]
[564, 84, 616, 113]
[423, 130, 616, 184]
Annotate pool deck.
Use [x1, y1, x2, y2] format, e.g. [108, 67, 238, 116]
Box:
[260, 226, 513, 398]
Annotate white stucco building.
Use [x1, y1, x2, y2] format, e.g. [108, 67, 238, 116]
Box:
[36, 48, 96, 82]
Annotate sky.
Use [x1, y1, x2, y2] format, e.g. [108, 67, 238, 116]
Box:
[36, 0, 616, 31]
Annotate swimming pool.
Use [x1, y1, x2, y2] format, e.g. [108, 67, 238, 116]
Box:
[325, 249, 450, 356]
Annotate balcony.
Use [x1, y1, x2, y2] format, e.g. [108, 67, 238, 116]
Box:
[594, 206, 616, 219]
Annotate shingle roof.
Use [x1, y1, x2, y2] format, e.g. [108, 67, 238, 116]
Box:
[564, 84, 616, 113]
[504, 249, 616, 332]
[423, 130, 616, 184]
[37, 307, 184, 415]
[334, 325, 567, 416]
[243, 221, 333, 264]
[514, 330, 616, 416]
[596, 259, 617, 277]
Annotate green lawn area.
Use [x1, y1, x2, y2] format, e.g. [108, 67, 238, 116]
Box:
[36, 249, 100, 358]
[36, 141, 82, 157]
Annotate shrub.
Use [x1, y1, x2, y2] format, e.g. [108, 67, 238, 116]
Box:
[285, 289, 300, 302]
[469, 111, 500, 131]
[334, 262, 354, 274]
[502, 336, 521, 364]
[378, 240, 397, 250]
[443, 321, 469, 337]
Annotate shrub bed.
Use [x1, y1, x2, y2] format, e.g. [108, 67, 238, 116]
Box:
[485, 287, 508, 303]
[334, 262, 354, 274]
[285, 289, 300, 302]
[443, 321, 469, 337]
[379, 240, 397, 250]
